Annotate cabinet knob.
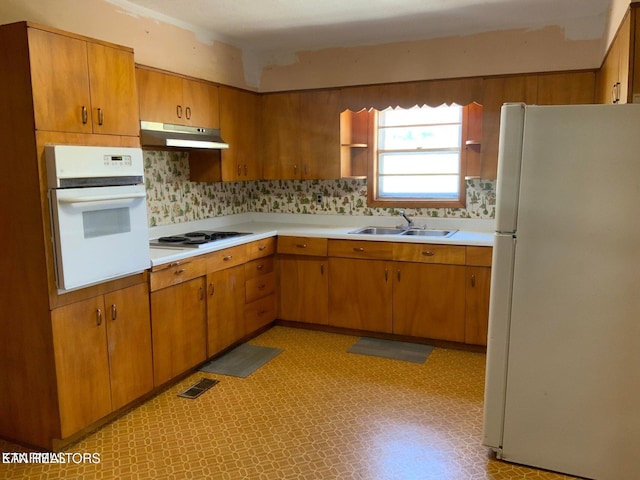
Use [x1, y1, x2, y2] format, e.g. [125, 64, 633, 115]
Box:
[257, 264, 264, 270]
[422, 250, 435, 256]
[223, 255, 233, 261]
[296, 244, 307, 249]
[354, 247, 365, 252]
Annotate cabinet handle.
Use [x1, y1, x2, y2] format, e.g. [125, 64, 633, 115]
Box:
[81, 106, 88, 125]
[258, 284, 266, 290]
[422, 250, 435, 256]
[223, 255, 233, 261]
[169, 261, 182, 267]
[96, 308, 102, 326]
[256, 263, 264, 270]
[258, 245, 267, 251]
[97, 108, 104, 126]
[354, 247, 364, 252]
[320, 264, 324, 275]
[185, 106, 191, 120]
[258, 309, 267, 316]
[304, 165, 308, 175]
[612, 82, 621, 104]
[199, 287, 204, 301]
[384, 268, 388, 282]
[293, 165, 298, 174]
[237, 164, 242, 176]
[208, 283, 214, 296]
[175, 268, 186, 274]
[244, 164, 248, 176]
[296, 244, 307, 249]
[111, 304, 117, 321]
[471, 274, 476, 288]
[177, 105, 183, 118]
[397, 270, 401, 281]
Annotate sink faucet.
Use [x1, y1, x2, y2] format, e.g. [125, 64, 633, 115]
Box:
[399, 210, 414, 229]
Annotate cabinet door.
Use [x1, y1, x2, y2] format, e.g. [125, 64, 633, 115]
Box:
[28, 28, 93, 134]
[481, 75, 537, 179]
[465, 267, 491, 346]
[151, 277, 207, 386]
[279, 255, 329, 324]
[299, 90, 341, 179]
[51, 296, 112, 438]
[262, 92, 301, 179]
[104, 283, 153, 411]
[183, 79, 219, 128]
[220, 86, 261, 180]
[206, 266, 245, 356]
[393, 263, 466, 342]
[87, 43, 139, 136]
[328, 258, 392, 333]
[537, 72, 595, 105]
[136, 68, 183, 123]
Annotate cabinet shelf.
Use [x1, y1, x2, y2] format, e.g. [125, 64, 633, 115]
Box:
[341, 143, 368, 148]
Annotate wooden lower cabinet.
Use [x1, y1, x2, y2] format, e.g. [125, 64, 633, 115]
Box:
[151, 277, 207, 386]
[328, 257, 393, 333]
[279, 255, 329, 324]
[51, 283, 152, 438]
[206, 265, 245, 356]
[465, 266, 491, 345]
[392, 263, 466, 342]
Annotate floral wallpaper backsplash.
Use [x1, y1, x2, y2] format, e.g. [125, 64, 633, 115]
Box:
[144, 150, 496, 227]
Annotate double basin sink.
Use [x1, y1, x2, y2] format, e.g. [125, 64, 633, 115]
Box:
[348, 226, 458, 238]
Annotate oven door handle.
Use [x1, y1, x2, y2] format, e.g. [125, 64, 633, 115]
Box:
[57, 192, 147, 204]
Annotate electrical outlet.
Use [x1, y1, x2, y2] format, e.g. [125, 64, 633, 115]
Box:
[316, 193, 323, 204]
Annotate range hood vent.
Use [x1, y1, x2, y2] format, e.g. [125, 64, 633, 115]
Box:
[140, 121, 229, 150]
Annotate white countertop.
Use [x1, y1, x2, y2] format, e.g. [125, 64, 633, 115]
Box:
[149, 212, 495, 266]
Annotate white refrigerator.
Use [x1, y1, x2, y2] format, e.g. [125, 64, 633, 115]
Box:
[483, 103, 640, 480]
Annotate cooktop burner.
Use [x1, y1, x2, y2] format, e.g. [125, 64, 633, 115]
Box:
[150, 231, 252, 248]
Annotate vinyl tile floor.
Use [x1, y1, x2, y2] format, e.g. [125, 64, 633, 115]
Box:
[0, 326, 579, 479]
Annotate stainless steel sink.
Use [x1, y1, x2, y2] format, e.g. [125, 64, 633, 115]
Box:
[400, 229, 457, 238]
[348, 226, 457, 237]
[349, 226, 406, 235]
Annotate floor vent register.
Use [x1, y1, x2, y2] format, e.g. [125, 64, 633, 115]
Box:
[178, 378, 219, 399]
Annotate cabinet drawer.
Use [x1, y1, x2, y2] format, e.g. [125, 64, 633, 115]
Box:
[466, 246, 493, 267]
[245, 294, 276, 333]
[277, 236, 328, 256]
[245, 272, 276, 303]
[245, 256, 275, 280]
[247, 237, 276, 259]
[393, 243, 465, 265]
[150, 257, 206, 291]
[328, 239, 393, 260]
[206, 244, 248, 272]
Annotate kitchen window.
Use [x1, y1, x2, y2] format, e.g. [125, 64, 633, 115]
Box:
[368, 104, 480, 208]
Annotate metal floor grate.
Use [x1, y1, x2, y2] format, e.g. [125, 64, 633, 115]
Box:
[177, 378, 219, 399]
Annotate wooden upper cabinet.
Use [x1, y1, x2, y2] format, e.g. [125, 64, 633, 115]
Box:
[219, 86, 261, 180]
[136, 67, 219, 128]
[262, 90, 341, 180]
[27, 26, 138, 136]
[299, 90, 341, 179]
[262, 92, 301, 179]
[481, 75, 537, 179]
[596, 10, 632, 104]
[537, 72, 595, 105]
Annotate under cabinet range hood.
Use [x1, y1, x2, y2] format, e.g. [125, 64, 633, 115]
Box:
[140, 121, 229, 150]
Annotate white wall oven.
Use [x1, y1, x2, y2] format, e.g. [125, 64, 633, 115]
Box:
[46, 145, 151, 292]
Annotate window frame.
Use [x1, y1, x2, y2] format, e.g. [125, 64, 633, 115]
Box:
[367, 104, 477, 209]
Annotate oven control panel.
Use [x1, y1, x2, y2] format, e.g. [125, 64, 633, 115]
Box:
[104, 155, 133, 167]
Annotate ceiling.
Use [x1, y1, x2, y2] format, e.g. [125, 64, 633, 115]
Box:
[111, 0, 613, 56]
